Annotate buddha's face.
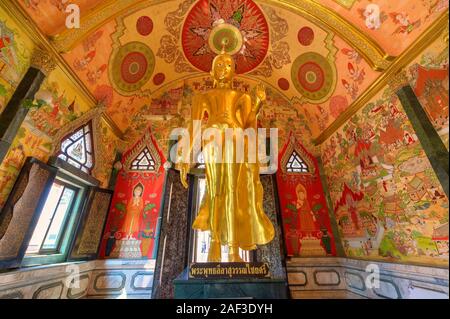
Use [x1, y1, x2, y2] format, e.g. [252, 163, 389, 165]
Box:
[134, 186, 143, 197]
[212, 54, 234, 83]
[296, 189, 306, 206]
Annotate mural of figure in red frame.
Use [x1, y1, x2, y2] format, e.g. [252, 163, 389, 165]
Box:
[99, 129, 166, 259]
[276, 132, 337, 257]
[121, 183, 145, 239]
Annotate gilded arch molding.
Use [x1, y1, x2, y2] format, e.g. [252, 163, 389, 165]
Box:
[50, 0, 393, 71]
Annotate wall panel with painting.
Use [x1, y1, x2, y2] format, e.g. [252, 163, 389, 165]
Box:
[98, 129, 166, 260]
[276, 133, 338, 258]
[321, 83, 449, 267]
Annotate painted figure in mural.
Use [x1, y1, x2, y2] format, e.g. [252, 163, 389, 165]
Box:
[295, 183, 318, 238]
[177, 48, 275, 262]
[122, 183, 144, 238]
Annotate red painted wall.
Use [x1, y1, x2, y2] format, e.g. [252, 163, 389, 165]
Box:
[276, 133, 337, 257]
[99, 131, 166, 259]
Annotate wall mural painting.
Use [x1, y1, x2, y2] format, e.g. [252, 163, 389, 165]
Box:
[322, 86, 449, 266]
[99, 129, 166, 259]
[408, 33, 449, 149]
[277, 133, 337, 257]
[26, 69, 91, 137]
[0, 11, 33, 114]
[0, 123, 52, 208]
[24, 66, 118, 188]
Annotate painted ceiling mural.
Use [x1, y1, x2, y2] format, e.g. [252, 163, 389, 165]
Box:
[13, 0, 446, 142]
[323, 0, 448, 55]
[19, 0, 103, 36]
[55, 0, 391, 143]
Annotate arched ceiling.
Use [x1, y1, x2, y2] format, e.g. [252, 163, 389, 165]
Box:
[16, 0, 449, 149]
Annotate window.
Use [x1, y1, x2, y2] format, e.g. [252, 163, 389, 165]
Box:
[196, 151, 205, 169]
[57, 122, 94, 174]
[286, 150, 309, 173]
[130, 147, 156, 171]
[26, 180, 79, 255]
[191, 177, 250, 263]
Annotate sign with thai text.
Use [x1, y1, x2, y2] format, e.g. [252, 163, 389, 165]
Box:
[189, 262, 270, 279]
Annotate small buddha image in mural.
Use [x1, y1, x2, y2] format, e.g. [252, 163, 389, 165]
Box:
[110, 183, 146, 259]
[295, 184, 327, 257]
[296, 184, 318, 238]
[122, 183, 145, 239]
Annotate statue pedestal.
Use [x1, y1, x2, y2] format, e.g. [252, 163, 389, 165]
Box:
[173, 267, 289, 299]
[299, 238, 327, 256]
[110, 238, 142, 259]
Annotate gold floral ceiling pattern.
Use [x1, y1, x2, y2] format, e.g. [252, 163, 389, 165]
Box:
[13, 0, 449, 148]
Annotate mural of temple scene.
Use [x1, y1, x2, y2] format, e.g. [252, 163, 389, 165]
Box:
[0, 0, 447, 302]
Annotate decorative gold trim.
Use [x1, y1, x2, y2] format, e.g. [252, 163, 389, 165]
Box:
[0, 0, 125, 140]
[102, 112, 125, 140]
[30, 48, 56, 76]
[313, 11, 449, 145]
[52, 105, 105, 154]
[387, 70, 410, 93]
[49, 0, 392, 71]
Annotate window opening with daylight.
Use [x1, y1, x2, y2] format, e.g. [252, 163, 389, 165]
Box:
[57, 122, 94, 174]
[196, 151, 205, 169]
[286, 150, 309, 173]
[26, 180, 79, 255]
[130, 147, 156, 171]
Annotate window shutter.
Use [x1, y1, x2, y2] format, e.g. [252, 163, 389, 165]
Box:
[0, 157, 57, 269]
[68, 187, 113, 260]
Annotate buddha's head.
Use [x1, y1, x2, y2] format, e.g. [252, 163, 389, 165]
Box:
[296, 183, 307, 206]
[133, 183, 144, 197]
[211, 49, 235, 88]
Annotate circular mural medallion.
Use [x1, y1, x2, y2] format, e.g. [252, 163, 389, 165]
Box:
[110, 42, 155, 93]
[136, 16, 153, 36]
[208, 23, 243, 55]
[298, 27, 314, 46]
[291, 52, 336, 103]
[181, 0, 269, 74]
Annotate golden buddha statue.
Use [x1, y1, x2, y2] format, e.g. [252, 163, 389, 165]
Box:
[177, 48, 275, 262]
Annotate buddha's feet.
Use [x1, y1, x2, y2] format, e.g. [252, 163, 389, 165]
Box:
[228, 246, 243, 262]
[207, 241, 221, 262]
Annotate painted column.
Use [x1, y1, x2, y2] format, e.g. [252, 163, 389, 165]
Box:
[0, 48, 56, 163]
[316, 156, 346, 257]
[107, 152, 123, 190]
[389, 70, 449, 198]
